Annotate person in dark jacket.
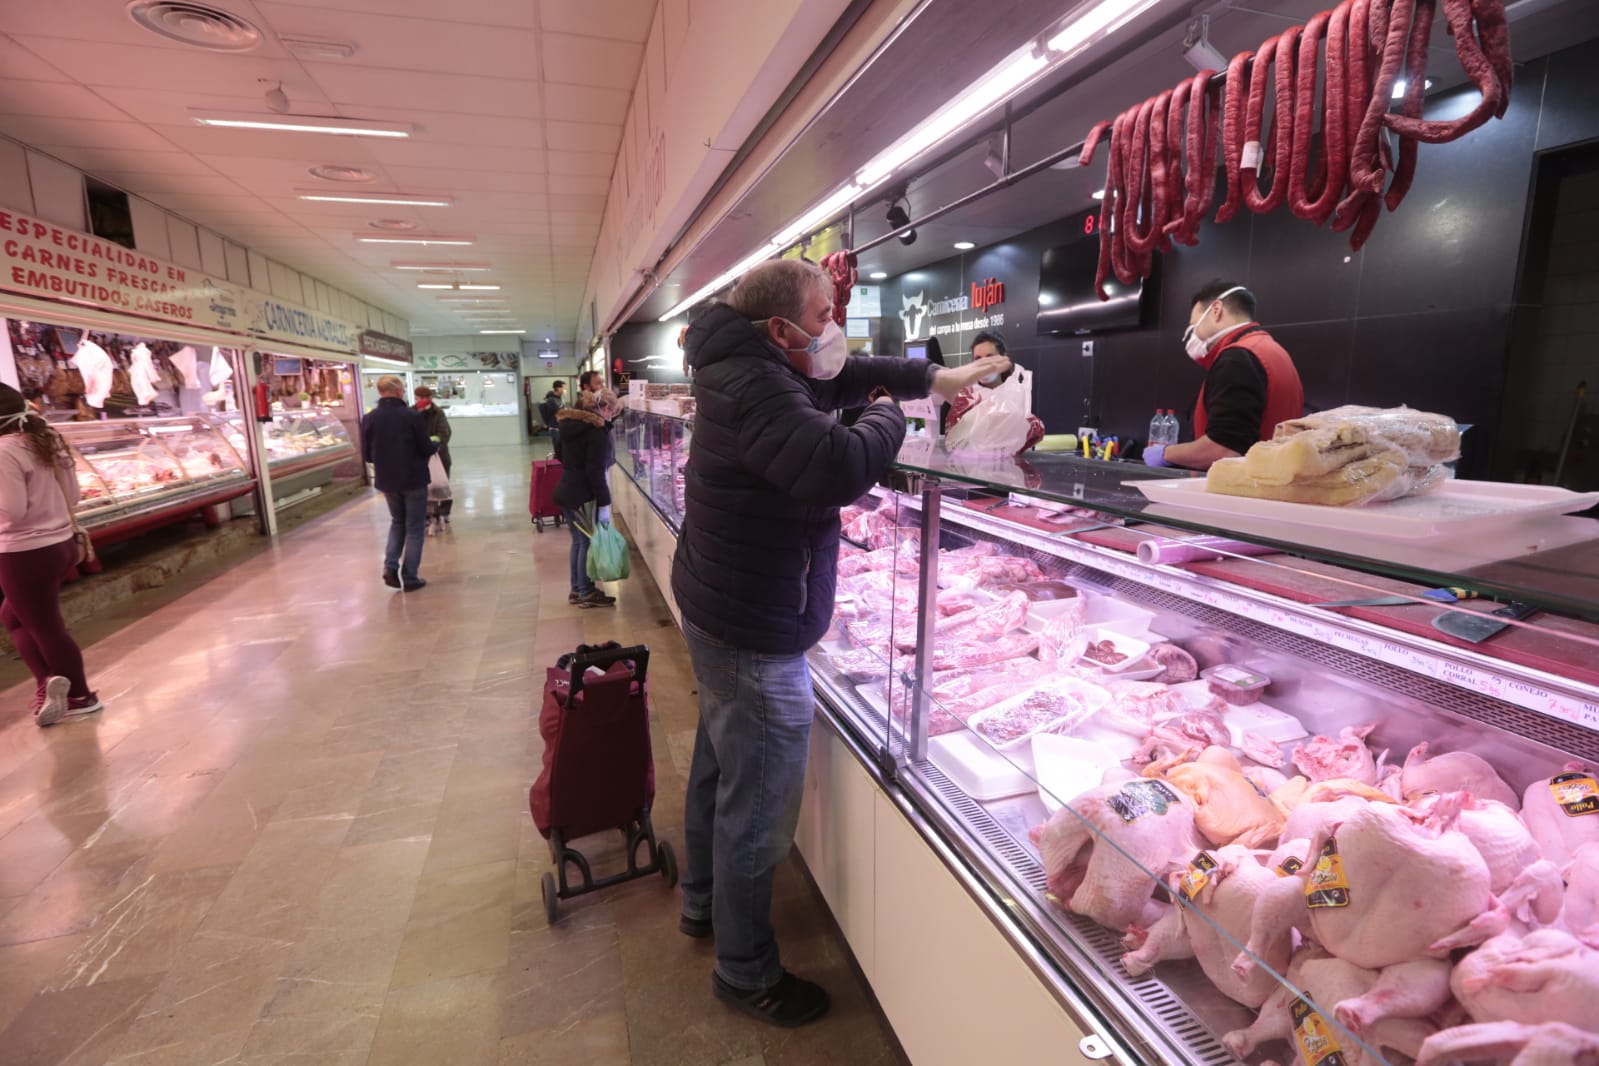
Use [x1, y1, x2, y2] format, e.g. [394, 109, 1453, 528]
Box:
[551, 388, 620, 608]
[413, 386, 453, 526]
[539, 380, 566, 453]
[360, 375, 435, 592]
[670, 259, 1005, 1026]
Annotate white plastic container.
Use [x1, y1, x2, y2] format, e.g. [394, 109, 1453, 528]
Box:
[1079, 594, 1157, 638]
[928, 731, 1037, 801]
[1032, 734, 1119, 814]
[1077, 631, 1152, 674]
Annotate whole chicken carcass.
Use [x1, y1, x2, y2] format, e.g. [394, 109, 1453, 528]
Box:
[1031, 770, 1204, 931]
[1418, 1021, 1599, 1065]
[1401, 742, 1520, 809]
[1223, 947, 1438, 1066]
[1410, 792, 1541, 895]
[1452, 928, 1599, 1031]
[1521, 763, 1599, 866]
[1120, 845, 1292, 1007]
[1559, 843, 1599, 937]
[1236, 795, 1502, 973]
[1292, 724, 1382, 784]
[1143, 746, 1286, 849]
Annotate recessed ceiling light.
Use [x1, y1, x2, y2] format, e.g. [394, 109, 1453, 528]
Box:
[358, 235, 474, 246]
[191, 110, 413, 137]
[480, 329, 526, 334]
[128, 1, 262, 52]
[954, 241, 975, 250]
[868, 271, 887, 280]
[1091, 189, 1106, 200]
[544, 337, 553, 342]
[300, 190, 452, 206]
[390, 261, 491, 271]
[1391, 77, 1435, 99]
[308, 164, 375, 183]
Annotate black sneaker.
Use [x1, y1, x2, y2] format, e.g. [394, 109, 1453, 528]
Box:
[383, 568, 401, 588]
[679, 914, 712, 939]
[402, 578, 427, 592]
[576, 590, 615, 608]
[712, 970, 829, 1028]
[568, 591, 582, 604]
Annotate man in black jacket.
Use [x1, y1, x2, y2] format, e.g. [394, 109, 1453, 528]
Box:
[361, 375, 435, 592]
[671, 259, 1006, 1027]
[539, 380, 566, 453]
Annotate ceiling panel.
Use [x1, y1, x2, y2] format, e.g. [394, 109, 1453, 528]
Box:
[45, 147, 220, 176]
[380, 165, 545, 193]
[255, 3, 540, 78]
[543, 82, 632, 126]
[540, 34, 644, 90]
[0, 79, 128, 121]
[0, 115, 179, 152]
[546, 150, 614, 177]
[545, 120, 622, 154]
[360, 142, 545, 172]
[270, 0, 536, 27]
[0, 0, 288, 56]
[307, 65, 540, 119]
[0, 36, 71, 82]
[538, 0, 658, 44]
[15, 37, 298, 94]
[546, 173, 610, 196]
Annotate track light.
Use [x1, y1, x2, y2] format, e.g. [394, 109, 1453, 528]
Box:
[886, 202, 916, 247]
[1182, 15, 1227, 72]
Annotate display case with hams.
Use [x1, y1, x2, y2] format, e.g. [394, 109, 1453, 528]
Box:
[617, 408, 690, 532]
[55, 415, 253, 540]
[809, 448, 1599, 1066]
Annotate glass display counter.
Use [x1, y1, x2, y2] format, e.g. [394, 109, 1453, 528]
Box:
[617, 408, 690, 532]
[212, 409, 356, 480]
[56, 415, 252, 537]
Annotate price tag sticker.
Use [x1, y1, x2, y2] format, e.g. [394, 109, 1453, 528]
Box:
[1306, 839, 1351, 908]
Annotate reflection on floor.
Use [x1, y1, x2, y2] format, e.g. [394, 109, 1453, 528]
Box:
[0, 445, 906, 1066]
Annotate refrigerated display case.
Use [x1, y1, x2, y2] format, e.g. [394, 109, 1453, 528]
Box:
[618, 431, 1599, 1064]
[211, 409, 357, 480]
[616, 407, 690, 532]
[57, 415, 253, 543]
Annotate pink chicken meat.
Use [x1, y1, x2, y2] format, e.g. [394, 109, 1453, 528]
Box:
[1418, 1021, 1599, 1066]
[1521, 763, 1599, 866]
[1452, 928, 1599, 1030]
[1401, 741, 1520, 809]
[1292, 723, 1382, 784]
[1141, 746, 1286, 848]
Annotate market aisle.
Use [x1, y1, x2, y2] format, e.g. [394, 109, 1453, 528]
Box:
[0, 445, 904, 1066]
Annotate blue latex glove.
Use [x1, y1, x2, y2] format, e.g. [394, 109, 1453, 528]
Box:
[1143, 444, 1171, 468]
[598, 505, 612, 524]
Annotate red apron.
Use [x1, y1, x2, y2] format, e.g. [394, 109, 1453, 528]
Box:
[1192, 324, 1304, 445]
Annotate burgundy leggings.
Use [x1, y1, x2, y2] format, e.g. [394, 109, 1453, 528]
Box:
[0, 538, 89, 699]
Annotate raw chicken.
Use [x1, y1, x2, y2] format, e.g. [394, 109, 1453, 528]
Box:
[1418, 1021, 1599, 1066]
[1143, 746, 1286, 849]
[1401, 742, 1521, 810]
[1410, 793, 1542, 895]
[1521, 763, 1599, 866]
[1031, 770, 1204, 931]
[1241, 731, 1287, 768]
[1236, 796, 1501, 973]
[1275, 788, 1398, 848]
[1292, 724, 1381, 784]
[1223, 947, 1437, 1066]
[1120, 845, 1292, 1007]
[1452, 928, 1599, 1030]
[1559, 843, 1599, 936]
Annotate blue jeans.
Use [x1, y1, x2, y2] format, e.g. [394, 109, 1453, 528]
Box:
[680, 618, 815, 991]
[563, 507, 594, 596]
[383, 487, 428, 581]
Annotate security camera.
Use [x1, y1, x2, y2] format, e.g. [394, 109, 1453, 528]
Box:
[886, 202, 916, 247]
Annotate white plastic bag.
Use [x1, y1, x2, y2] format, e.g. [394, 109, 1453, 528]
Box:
[944, 368, 1033, 457]
[426, 453, 451, 501]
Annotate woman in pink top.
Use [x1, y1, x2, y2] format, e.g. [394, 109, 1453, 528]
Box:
[0, 384, 100, 725]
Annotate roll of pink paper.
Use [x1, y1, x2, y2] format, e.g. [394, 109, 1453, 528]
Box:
[1136, 536, 1280, 566]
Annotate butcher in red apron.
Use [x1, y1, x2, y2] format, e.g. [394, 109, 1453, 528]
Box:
[1144, 281, 1304, 470]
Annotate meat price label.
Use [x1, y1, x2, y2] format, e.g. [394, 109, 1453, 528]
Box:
[1177, 851, 1219, 902]
[1106, 780, 1180, 824]
[1550, 772, 1599, 817]
[1290, 999, 1349, 1066]
[1305, 839, 1351, 908]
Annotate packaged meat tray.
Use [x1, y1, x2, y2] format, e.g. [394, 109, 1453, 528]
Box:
[969, 678, 1111, 750]
[1172, 680, 1307, 744]
[1200, 663, 1271, 705]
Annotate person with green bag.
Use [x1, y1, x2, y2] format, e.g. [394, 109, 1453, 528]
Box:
[551, 388, 621, 608]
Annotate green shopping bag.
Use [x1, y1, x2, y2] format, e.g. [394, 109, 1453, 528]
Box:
[577, 503, 631, 582]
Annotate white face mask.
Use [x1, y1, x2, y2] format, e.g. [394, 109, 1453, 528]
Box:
[776, 319, 849, 380]
[0, 411, 37, 432]
[1183, 285, 1248, 362]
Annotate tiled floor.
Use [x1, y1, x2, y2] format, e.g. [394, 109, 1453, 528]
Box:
[0, 446, 906, 1066]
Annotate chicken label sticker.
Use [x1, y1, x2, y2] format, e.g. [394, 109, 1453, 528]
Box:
[1277, 856, 1305, 877]
[1550, 771, 1599, 817]
[1106, 780, 1181, 824]
[1305, 839, 1351, 908]
[1290, 999, 1349, 1066]
[1177, 851, 1219, 902]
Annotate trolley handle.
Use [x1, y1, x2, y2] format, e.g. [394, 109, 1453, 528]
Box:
[568, 643, 650, 699]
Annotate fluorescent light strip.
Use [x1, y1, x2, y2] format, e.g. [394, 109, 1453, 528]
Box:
[770, 183, 864, 249]
[1048, 0, 1161, 57]
[391, 261, 491, 271]
[190, 110, 413, 138]
[297, 190, 453, 206]
[416, 283, 501, 291]
[479, 329, 526, 334]
[360, 236, 474, 246]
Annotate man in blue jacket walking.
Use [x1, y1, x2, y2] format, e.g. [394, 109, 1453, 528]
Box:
[672, 259, 1006, 1026]
[361, 375, 435, 592]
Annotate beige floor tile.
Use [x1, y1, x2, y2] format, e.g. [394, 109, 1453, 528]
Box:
[501, 917, 626, 1039]
[366, 969, 505, 1066]
[389, 859, 515, 988]
[496, 1008, 632, 1065]
[235, 1006, 383, 1064]
[259, 924, 407, 1018]
[0, 973, 162, 1066]
[0, 932, 86, 1035]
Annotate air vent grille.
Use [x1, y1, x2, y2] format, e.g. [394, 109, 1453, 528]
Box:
[126, 1, 262, 51]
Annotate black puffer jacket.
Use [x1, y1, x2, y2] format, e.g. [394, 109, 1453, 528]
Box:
[670, 303, 938, 655]
[551, 407, 613, 509]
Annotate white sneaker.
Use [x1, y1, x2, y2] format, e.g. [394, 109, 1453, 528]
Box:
[34, 677, 75, 727]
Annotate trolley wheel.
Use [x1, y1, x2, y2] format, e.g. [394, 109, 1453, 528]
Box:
[541, 871, 559, 924]
[534, 517, 545, 531]
[657, 841, 678, 888]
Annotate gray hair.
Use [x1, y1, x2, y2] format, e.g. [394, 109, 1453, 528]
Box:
[727, 259, 830, 323]
[375, 375, 405, 396]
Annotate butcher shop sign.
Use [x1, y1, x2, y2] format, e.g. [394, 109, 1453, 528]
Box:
[0, 207, 246, 331]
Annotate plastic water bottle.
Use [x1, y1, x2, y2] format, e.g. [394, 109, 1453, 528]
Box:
[1148, 409, 1165, 449]
[1160, 409, 1179, 444]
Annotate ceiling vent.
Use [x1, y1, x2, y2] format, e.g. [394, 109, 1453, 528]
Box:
[126, 1, 262, 51]
[309, 164, 376, 183]
[368, 219, 419, 231]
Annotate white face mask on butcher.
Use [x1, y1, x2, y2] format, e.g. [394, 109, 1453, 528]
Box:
[1181, 285, 1248, 362]
[773, 318, 848, 380]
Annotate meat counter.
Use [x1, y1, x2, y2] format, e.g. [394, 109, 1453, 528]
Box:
[56, 415, 254, 546]
[615, 407, 690, 535]
[803, 445, 1599, 1066]
[211, 409, 356, 481]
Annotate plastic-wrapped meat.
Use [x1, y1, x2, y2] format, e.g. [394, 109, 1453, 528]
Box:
[1146, 642, 1199, 683]
[1241, 731, 1287, 768]
[845, 619, 896, 650]
[836, 549, 877, 579]
[942, 554, 1046, 588]
[1293, 723, 1381, 783]
[843, 508, 901, 549]
[932, 633, 1041, 671]
[935, 587, 990, 617]
[1100, 681, 1191, 734]
[971, 679, 1109, 747]
[935, 590, 1028, 642]
[935, 674, 1062, 738]
[828, 647, 894, 683]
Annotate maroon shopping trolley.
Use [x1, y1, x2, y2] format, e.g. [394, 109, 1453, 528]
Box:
[528, 641, 677, 922]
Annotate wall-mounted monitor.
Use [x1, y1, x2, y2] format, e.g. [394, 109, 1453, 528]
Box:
[273, 357, 304, 376]
[905, 340, 928, 360]
[1036, 239, 1149, 335]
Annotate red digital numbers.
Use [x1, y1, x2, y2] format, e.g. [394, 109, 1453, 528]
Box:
[1083, 212, 1097, 236]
